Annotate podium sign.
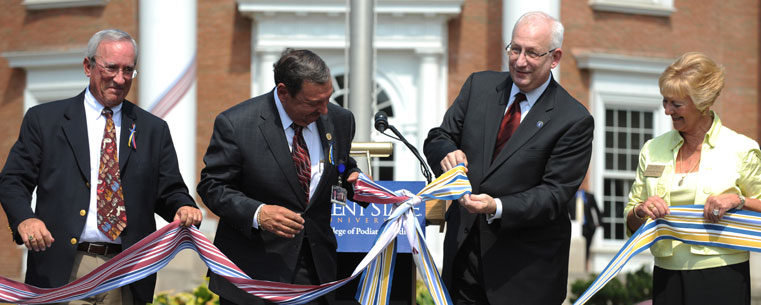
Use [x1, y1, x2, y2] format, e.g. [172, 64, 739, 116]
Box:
[331, 181, 426, 253]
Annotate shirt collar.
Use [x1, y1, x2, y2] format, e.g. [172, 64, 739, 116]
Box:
[509, 74, 552, 107]
[669, 110, 721, 150]
[84, 87, 122, 118]
[273, 89, 317, 133]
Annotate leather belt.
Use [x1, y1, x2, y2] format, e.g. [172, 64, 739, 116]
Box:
[77, 242, 122, 256]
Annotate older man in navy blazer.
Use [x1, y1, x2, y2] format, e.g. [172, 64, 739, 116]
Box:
[424, 12, 594, 304]
[0, 29, 202, 305]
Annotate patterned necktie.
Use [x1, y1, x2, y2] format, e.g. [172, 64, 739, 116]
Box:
[291, 124, 311, 204]
[493, 92, 525, 160]
[97, 108, 127, 240]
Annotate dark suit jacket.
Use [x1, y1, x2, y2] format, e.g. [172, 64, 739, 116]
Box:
[197, 90, 360, 304]
[0, 91, 197, 303]
[424, 72, 594, 304]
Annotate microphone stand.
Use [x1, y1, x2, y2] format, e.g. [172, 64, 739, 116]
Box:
[379, 125, 433, 184]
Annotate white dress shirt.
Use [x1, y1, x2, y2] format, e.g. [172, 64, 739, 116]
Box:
[80, 87, 123, 243]
[253, 90, 325, 228]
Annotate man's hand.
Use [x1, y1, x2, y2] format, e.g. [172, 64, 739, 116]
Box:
[457, 193, 497, 214]
[440, 150, 468, 173]
[259, 205, 304, 238]
[174, 206, 203, 227]
[18, 218, 54, 252]
[347, 171, 361, 184]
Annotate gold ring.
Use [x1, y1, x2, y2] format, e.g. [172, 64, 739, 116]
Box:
[28, 235, 34, 241]
[649, 204, 656, 211]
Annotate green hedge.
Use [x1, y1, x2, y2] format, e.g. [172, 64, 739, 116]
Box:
[568, 266, 652, 305]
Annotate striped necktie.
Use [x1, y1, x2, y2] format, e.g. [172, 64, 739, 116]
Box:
[291, 124, 311, 204]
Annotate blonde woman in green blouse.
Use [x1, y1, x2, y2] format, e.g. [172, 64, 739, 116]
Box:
[624, 52, 761, 305]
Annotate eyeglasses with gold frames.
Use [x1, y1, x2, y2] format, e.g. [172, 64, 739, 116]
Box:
[91, 57, 138, 79]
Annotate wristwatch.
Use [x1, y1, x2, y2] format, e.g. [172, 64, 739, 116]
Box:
[737, 194, 746, 210]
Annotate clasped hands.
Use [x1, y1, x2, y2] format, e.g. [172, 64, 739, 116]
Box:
[634, 193, 745, 223]
[18, 205, 202, 252]
[441, 150, 497, 215]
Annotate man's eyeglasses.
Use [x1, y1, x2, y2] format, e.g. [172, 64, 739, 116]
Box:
[505, 43, 556, 60]
[91, 58, 138, 79]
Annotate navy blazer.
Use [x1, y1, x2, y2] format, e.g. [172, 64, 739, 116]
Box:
[197, 90, 361, 304]
[424, 72, 594, 305]
[0, 91, 197, 303]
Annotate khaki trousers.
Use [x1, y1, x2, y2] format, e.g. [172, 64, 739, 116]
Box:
[54, 251, 134, 305]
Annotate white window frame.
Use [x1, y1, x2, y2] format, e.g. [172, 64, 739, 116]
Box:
[577, 52, 673, 273]
[22, 0, 108, 10]
[589, 0, 675, 17]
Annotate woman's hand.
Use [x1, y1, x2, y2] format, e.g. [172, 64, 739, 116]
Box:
[704, 194, 743, 223]
[635, 196, 670, 220]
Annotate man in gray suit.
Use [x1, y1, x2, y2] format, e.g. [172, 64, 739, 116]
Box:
[424, 12, 594, 304]
[198, 48, 362, 305]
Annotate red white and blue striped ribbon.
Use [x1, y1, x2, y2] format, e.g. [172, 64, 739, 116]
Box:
[148, 54, 196, 118]
[574, 205, 761, 304]
[0, 164, 470, 305]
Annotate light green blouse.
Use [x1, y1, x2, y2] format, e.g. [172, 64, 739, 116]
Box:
[624, 112, 761, 270]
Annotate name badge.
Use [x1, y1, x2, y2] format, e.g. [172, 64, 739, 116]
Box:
[643, 164, 665, 177]
[329, 141, 348, 206]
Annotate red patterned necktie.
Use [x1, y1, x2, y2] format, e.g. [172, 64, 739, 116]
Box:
[493, 92, 525, 160]
[97, 108, 127, 240]
[291, 124, 311, 204]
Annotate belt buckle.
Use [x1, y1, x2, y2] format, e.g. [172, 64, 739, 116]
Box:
[87, 243, 95, 254]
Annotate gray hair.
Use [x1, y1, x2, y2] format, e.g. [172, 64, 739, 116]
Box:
[273, 48, 331, 95]
[85, 29, 138, 66]
[513, 11, 564, 50]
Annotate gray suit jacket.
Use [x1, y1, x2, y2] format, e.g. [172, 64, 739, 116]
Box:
[424, 72, 594, 304]
[197, 90, 360, 304]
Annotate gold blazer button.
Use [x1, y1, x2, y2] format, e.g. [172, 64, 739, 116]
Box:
[80, 210, 86, 216]
[70, 238, 78, 245]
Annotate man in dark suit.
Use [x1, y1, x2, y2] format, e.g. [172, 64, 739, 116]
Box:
[197, 48, 362, 305]
[0, 29, 202, 305]
[424, 12, 594, 304]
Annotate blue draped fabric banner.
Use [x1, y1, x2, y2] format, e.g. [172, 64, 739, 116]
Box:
[574, 205, 761, 305]
[0, 164, 470, 305]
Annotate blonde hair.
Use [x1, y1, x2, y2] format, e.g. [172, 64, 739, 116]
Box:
[659, 52, 725, 112]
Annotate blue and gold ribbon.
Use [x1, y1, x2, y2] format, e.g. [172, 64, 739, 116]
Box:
[574, 205, 761, 304]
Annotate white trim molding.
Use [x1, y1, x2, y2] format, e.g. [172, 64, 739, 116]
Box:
[589, 0, 675, 17]
[2, 48, 88, 110]
[576, 52, 674, 75]
[22, 0, 108, 10]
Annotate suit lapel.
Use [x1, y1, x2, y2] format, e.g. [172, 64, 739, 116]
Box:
[119, 101, 137, 173]
[482, 78, 511, 172]
[259, 94, 306, 206]
[61, 92, 90, 180]
[486, 79, 557, 178]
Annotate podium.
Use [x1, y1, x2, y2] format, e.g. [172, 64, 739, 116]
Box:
[332, 181, 426, 304]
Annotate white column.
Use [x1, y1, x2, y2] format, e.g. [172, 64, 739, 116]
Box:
[415, 49, 441, 180]
[502, 0, 560, 71]
[138, 1, 197, 202]
[254, 50, 279, 97]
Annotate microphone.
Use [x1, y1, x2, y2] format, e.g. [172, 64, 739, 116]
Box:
[374, 111, 388, 133]
[373, 111, 433, 183]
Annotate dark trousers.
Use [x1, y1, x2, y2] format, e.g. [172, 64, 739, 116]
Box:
[451, 218, 489, 305]
[653, 261, 750, 305]
[220, 238, 330, 305]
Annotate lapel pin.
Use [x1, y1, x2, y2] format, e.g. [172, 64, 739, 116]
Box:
[326, 133, 332, 141]
[536, 121, 544, 128]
